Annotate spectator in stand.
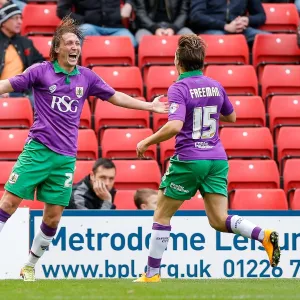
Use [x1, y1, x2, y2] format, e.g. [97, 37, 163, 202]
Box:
[0, 2, 44, 104]
[189, 0, 270, 45]
[56, 0, 137, 47]
[68, 159, 117, 210]
[134, 188, 158, 210]
[0, 0, 26, 11]
[134, 0, 193, 44]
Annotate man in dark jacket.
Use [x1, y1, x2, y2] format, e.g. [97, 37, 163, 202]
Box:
[68, 158, 117, 210]
[56, 0, 137, 47]
[189, 0, 270, 44]
[135, 0, 193, 44]
[0, 2, 44, 103]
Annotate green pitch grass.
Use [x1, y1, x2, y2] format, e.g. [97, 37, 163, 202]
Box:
[0, 279, 299, 300]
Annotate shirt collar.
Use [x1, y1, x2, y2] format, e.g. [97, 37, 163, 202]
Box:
[52, 60, 80, 84]
[177, 70, 203, 81]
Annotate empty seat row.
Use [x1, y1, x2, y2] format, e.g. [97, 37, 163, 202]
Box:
[2, 96, 300, 138]
[0, 127, 300, 170]
[29, 33, 300, 81]
[1, 159, 299, 195]
[2, 187, 299, 210]
[91, 65, 300, 102]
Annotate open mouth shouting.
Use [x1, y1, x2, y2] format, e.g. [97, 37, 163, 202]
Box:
[68, 53, 78, 64]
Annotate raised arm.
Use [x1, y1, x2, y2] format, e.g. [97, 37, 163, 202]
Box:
[0, 80, 14, 95]
[108, 91, 168, 113]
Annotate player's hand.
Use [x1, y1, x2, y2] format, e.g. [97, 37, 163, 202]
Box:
[151, 95, 169, 113]
[136, 139, 149, 159]
[93, 180, 112, 202]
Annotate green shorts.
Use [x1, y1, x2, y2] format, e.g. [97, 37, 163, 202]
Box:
[160, 156, 229, 201]
[5, 139, 76, 206]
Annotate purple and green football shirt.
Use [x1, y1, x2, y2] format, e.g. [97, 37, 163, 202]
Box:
[168, 70, 234, 160]
[9, 61, 115, 157]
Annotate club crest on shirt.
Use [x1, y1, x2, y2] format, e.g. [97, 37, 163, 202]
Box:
[49, 85, 57, 94]
[76, 87, 84, 98]
[8, 172, 19, 184]
[169, 103, 179, 114]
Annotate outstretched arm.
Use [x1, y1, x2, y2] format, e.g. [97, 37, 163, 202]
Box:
[136, 120, 183, 158]
[108, 92, 168, 113]
[0, 80, 14, 95]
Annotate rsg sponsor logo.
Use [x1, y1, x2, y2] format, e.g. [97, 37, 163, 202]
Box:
[51, 95, 79, 113]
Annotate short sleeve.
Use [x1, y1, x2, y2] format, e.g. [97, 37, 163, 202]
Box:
[87, 70, 116, 100]
[9, 63, 40, 92]
[167, 83, 186, 122]
[220, 87, 234, 116]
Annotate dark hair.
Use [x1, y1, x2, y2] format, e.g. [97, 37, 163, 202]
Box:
[92, 158, 116, 174]
[134, 189, 158, 209]
[176, 34, 206, 71]
[50, 15, 84, 61]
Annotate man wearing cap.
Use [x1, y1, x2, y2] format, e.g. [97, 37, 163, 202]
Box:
[0, 1, 44, 101]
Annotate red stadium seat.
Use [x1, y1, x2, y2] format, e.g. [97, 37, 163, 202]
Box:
[0, 98, 33, 129]
[159, 137, 175, 168]
[79, 101, 91, 129]
[138, 35, 179, 80]
[269, 96, 300, 140]
[19, 199, 44, 209]
[231, 189, 288, 210]
[179, 192, 205, 210]
[114, 190, 136, 209]
[205, 65, 258, 96]
[220, 96, 265, 127]
[277, 127, 300, 172]
[220, 127, 273, 159]
[101, 128, 156, 159]
[77, 129, 98, 160]
[252, 34, 300, 81]
[201, 34, 249, 65]
[81, 36, 135, 67]
[94, 99, 150, 139]
[228, 160, 280, 191]
[283, 159, 300, 193]
[74, 160, 95, 184]
[0, 130, 29, 160]
[28, 36, 52, 60]
[260, 4, 299, 33]
[152, 96, 169, 132]
[146, 66, 177, 101]
[0, 161, 15, 191]
[113, 160, 161, 189]
[290, 189, 300, 210]
[21, 4, 60, 35]
[261, 65, 300, 110]
[93, 66, 143, 97]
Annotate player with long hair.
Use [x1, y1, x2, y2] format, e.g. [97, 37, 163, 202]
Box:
[0, 16, 168, 281]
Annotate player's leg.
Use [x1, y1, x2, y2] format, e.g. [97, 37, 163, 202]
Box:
[21, 204, 64, 281]
[20, 151, 75, 281]
[134, 191, 183, 283]
[0, 191, 23, 233]
[134, 157, 197, 282]
[0, 140, 49, 234]
[202, 160, 280, 267]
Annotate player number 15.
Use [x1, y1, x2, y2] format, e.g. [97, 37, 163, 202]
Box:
[192, 106, 217, 140]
